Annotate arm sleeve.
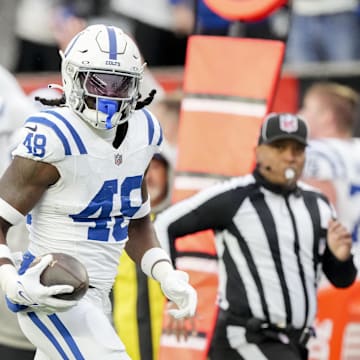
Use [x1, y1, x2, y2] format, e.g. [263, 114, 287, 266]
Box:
[322, 245, 357, 288]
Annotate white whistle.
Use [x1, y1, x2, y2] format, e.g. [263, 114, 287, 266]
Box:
[284, 168, 295, 181]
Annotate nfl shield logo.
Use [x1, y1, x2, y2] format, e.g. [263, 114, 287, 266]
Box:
[279, 114, 298, 133]
[114, 153, 122, 166]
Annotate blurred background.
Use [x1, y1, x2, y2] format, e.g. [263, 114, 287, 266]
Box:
[2, 1, 360, 360]
[2, 0, 360, 131]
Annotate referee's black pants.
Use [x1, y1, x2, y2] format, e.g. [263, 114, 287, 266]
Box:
[209, 310, 308, 360]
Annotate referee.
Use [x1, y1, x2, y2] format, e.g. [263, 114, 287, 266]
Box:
[155, 113, 357, 360]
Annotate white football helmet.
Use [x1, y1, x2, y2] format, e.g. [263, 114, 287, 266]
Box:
[60, 24, 145, 129]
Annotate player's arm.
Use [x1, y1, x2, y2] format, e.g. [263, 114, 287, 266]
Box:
[0, 156, 59, 256]
[126, 179, 161, 261]
[0, 156, 76, 311]
[125, 180, 197, 319]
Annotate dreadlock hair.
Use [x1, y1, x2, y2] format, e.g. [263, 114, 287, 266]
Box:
[34, 88, 157, 110]
[113, 89, 157, 148]
[135, 89, 157, 110]
[113, 122, 128, 149]
[34, 93, 66, 107]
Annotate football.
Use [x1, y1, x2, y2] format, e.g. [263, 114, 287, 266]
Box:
[31, 252, 89, 301]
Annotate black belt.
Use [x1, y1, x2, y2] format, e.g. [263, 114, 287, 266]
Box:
[245, 318, 315, 346]
[219, 310, 315, 347]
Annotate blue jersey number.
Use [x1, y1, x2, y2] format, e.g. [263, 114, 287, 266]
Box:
[23, 133, 47, 158]
[69, 176, 143, 242]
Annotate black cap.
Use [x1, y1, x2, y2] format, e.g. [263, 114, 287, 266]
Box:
[258, 113, 308, 145]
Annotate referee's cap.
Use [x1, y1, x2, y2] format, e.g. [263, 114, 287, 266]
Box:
[258, 113, 308, 145]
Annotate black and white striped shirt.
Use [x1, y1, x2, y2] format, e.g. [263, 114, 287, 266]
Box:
[155, 170, 357, 330]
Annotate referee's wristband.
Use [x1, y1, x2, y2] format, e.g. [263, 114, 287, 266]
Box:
[141, 247, 173, 281]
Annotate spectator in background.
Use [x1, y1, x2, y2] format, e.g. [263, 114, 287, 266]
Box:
[171, 0, 231, 36]
[0, 65, 37, 360]
[154, 113, 357, 360]
[51, 0, 110, 52]
[300, 82, 360, 261]
[151, 89, 183, 164]
[108, 0, 231, 66]
[0, 67, 37, 174]
[109, 0, 189, 66]
[285, 0, 360, 64]
[14, 0, 110, 73]
[0, 0, 18, 71]
[113, 149, 174, 360]
[146, 151, 174, 214]
[14, 0, 61, 72]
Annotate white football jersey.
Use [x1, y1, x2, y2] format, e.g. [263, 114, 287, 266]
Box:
[12, 106, 162, 290]
[303, 138, 360, 243]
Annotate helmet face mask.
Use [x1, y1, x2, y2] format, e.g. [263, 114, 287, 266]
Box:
[61, 25, 145, 129]
[81, 72, 138, 99]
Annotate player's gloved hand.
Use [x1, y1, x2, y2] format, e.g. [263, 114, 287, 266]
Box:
[1, 254, 77, 312]
[160, 270, 197, 319]
[141, 248, 198, 319]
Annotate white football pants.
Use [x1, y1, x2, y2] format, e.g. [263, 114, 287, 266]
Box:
[17, 287, 130, 360]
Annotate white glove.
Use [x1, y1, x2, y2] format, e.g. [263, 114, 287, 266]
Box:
[141, 248, 197, 319]
[0, 254, 77, 312]
[160, 270, 197, 319]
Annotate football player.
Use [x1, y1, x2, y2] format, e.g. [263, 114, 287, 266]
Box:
[0, 24, 197, 359]
[300, 82, 360, 263]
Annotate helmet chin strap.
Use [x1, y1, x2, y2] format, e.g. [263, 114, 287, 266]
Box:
[98, 98, 120, 129]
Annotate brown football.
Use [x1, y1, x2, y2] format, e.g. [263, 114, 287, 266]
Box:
[31, 253, 89, 301]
